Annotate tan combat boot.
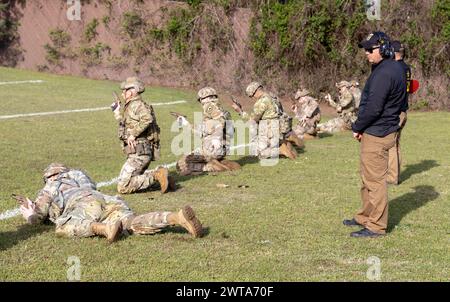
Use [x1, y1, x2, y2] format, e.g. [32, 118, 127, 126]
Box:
[286, 133, 304, 149]
[168, 206, 203, 238]
[303, 133, 318, 140]
[205, 159, 230, 172]
[153, 166, 169, 193]
[220, 160, 241, 171]
[279, 141, 297, 160]
[90, 221, 123, 243]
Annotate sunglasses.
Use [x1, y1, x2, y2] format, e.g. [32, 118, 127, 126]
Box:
[365, 46, 380, 53]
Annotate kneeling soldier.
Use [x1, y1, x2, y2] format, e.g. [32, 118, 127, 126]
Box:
[176, 87, 240, 175]
[111, 77, 172, 194]
[232, 82, 298, 160]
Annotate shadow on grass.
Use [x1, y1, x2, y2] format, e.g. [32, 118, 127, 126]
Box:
[400, 160, 439, 183]
[235, 155, 259, 166]
[156, 226, 211, 238]
[318, 132, 334, 139]
[0, 223, 53, 252]
[388, 185, 439, 233]
[168, 156, 259, 188]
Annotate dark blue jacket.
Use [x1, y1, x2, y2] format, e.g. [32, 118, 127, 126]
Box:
[397, 59, 411, 112]
[352, 58, 407, 137]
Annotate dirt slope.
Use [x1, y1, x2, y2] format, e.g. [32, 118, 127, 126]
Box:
[14, 0, 255, 93]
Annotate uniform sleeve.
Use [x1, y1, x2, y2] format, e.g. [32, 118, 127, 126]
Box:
[249, 98, 268, 122]
[339, 90, 354, 109]
[304, 100, 319, 118]
[28, 189, 54, 224]
[352, 71, 390, 133]
[128, 102, 153, 138]
[328, 98, 339, 109]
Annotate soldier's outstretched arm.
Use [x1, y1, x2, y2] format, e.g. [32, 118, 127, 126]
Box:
[325, 94, 338, 109]
[111, 92, 123, 121]
[19, 189, 53, 224]
[170, 112, 191, 128]
[229, 95, 252, 119]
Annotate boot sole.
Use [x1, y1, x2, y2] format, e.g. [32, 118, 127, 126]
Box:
[180, 206, 203, 238]
[107, 221, 123, 243]
[168, 176, 176, 191]
[158, 168, 169, 193]
[280, 143, 297, 160]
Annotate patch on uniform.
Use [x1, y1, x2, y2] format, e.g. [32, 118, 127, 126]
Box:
[205, 103, 222, 119]
[365, 33, 374, 41]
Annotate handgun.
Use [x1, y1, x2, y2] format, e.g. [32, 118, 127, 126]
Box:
[12, 193, 30, 209]
[231, 96, 242, 111]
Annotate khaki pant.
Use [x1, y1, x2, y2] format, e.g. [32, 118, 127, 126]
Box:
[354, 132, 398, 234]
[387, 112, 407, 184]
[117, 154, 156, 194]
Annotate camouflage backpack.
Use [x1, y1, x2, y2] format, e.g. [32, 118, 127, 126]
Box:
[270, 94, 292, 135]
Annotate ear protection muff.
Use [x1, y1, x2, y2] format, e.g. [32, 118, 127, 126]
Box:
[374, 32, 394, 58]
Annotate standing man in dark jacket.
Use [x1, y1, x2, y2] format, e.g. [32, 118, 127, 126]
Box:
[387, 41, 411, 185]
[343, 32, 406, 237]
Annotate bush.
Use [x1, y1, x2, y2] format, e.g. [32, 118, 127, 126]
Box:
[44, 29, 71, 65]
[249, 1, 367, 93]
[0, 2, 19, 50]
[84, 18, 99, 42]
[121, 11, 145, 39]
[79, 42, 111, 67]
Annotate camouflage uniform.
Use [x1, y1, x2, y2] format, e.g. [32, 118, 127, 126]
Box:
[177, 87, 239, 175]
[114, 78, 162, 194]
[240, 92, 279, 159]
[318, 81, 360, 133]
[349, 80, 362, 108]
[292, 89, 321, 139]
[27, 166, 172, 238]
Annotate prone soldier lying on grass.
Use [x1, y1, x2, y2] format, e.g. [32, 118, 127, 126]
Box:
[17, 163, 203, 243]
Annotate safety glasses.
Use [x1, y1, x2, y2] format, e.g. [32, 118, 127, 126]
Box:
[365, 47, 380, 54]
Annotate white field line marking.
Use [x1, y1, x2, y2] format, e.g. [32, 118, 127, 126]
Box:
[0, 80, 44, 85]
[0, 208, 21, 220]
[0, 100, 187, 120]
[0, 144, 249, 221]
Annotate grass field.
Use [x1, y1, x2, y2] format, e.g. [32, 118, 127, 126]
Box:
[0, 67, 449, 281]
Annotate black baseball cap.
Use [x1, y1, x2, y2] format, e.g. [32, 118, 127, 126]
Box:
[391, 41, 403, 52]
[358, 31, 390, 49]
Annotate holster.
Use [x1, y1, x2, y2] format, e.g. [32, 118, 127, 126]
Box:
[152, 142, 161, 160]
[118, 122, 127, 141]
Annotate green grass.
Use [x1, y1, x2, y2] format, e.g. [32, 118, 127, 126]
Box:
[0, 67, 449, 281]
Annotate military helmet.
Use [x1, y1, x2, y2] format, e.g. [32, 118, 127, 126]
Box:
[197, 87, 218, 101]
[336, 81, 351, 89]
[120, 77, 145, 94]
[294, 89, 310, 100]
[43, 163, 69, 180]
[246, 82, 263, 97]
